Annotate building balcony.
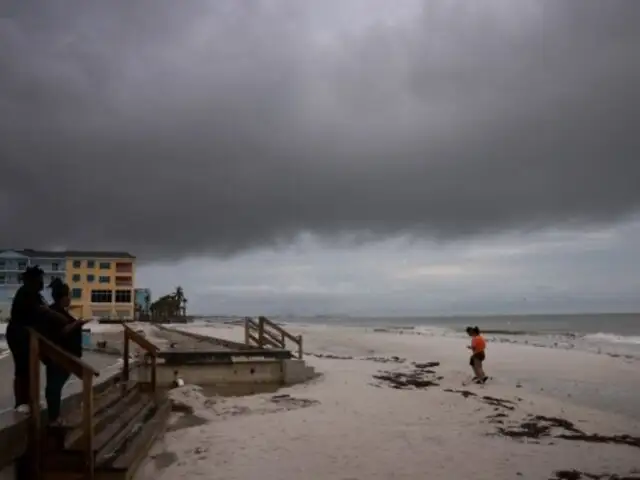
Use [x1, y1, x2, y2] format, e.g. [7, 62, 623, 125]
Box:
[115, 276, 133, 287]
[115, 262, 133, 274]
[0, 261, 65, 273]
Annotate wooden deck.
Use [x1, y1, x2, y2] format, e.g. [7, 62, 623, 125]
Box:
[158, 348, 293, 365]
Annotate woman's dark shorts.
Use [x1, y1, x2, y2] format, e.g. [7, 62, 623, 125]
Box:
[469, 351, 485, 366]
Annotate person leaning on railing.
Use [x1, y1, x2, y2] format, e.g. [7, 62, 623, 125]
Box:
[42, 278, 89, 425]
[7, 266, 85, 414]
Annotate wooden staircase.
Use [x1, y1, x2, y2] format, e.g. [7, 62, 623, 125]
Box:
[26, 324, 170, 480]
[244, 316, 304, 358]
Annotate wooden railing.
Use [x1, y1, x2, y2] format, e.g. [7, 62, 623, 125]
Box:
[244, 316, 303, 359]
[122, 324, 160, 395]
[27, 328, 99, 480]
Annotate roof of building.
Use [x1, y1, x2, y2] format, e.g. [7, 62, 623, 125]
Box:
[0, 249, 135, 259]
[64, 250, 136, 259]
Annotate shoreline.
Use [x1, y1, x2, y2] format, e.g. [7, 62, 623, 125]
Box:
[174, 321, 640, 421]
[225, 316, 640, 360]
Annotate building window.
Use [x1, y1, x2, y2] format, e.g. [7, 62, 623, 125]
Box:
[87, 261, 95, 268]
[115, 290, 132, 303]
[116, 310, 131, 319]
[115, 276, 132, 286]
[52, 262, 59, 271]
[91, 290, 112, 303]
[99, 276, 110, 284]
[17, 261, 27, 270]
[72, 274, 81, 283]
[0, 261, 5, 269]
[0, 275, 5, 284]
[87, 274, 95, 282]
[73, 260, 82, 268]
[99, 262, 111, 270]
[71, 288, 82, 299]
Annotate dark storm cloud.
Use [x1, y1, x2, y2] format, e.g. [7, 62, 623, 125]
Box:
[1, 0, 639, 259]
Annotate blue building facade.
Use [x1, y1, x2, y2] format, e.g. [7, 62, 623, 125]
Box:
[134, 288, 151, 315]
[0, 249, 67, 319]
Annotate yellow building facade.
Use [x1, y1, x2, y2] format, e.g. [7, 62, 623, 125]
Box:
[65, 252, 136, 320]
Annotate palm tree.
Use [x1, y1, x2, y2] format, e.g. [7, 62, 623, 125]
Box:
[144, 292, 151, 313]
[173, 286, 187, 317]
[148, 287, 188, 322]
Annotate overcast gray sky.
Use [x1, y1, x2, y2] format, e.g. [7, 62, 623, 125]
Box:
[1, 0, 639, 315]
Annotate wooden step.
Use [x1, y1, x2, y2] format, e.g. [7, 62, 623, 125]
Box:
[44, 381, 139, 455]
[66, 391, 151, 459]
[43, 399, 171, 480]
[92, 394, 157, 465]
[96, 399, 171, 480]
[65, 381, 139, 428]
[62, 383, 141, 450]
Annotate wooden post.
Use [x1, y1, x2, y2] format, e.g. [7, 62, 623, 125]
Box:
[297, 335, 303, 359]
[28, 333, 41, 480]
[82, 371, 94, 480]
[151, 354, 157, 399]
[123, 329, 130, 382]
[258, 317, 265, 348]
[244, 317, 250, 345]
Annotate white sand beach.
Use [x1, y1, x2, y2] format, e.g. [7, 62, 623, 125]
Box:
[137, 322, 640, 480]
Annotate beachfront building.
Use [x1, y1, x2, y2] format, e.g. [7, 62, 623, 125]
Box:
[65, 251, 136, 320]
[0, 249, 68, 319]
[0, 249, 136, 320]
[135, 288, 152, 318]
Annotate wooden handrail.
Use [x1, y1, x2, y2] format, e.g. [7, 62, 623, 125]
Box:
[28, 329, 99, 378]
[259, 316, 299, 344]
[121, 324, 159, 395]
[27, 327, 98, 480]
[245, 316, 303, 359]
[261, 327, 285, 348]
[244, 318, 258, 345]
[122, 324, 159, 356]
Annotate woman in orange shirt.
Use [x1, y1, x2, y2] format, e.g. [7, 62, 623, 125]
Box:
[466, 326, 488, 384]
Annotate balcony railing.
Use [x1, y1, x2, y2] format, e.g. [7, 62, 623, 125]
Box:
[115, 263, 133, 274]
[0, 265, 65, 273]
[115, 276, 133, 286]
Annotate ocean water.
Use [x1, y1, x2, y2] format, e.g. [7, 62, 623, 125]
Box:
[276, 313, 640, 360]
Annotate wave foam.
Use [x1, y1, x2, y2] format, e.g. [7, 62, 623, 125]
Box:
[584, 332, 640, 345]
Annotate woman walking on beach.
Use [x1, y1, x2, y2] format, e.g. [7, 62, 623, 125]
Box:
[7, 266, 80, 413]
[466, 326, 488, 384]
[42, 278, 85, 425]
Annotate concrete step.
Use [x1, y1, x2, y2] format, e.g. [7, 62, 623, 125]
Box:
[283, 359, 317, 385]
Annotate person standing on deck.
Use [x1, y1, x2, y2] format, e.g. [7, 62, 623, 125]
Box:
[7, 266, 78, 413]
[42, 278, 86, 425]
